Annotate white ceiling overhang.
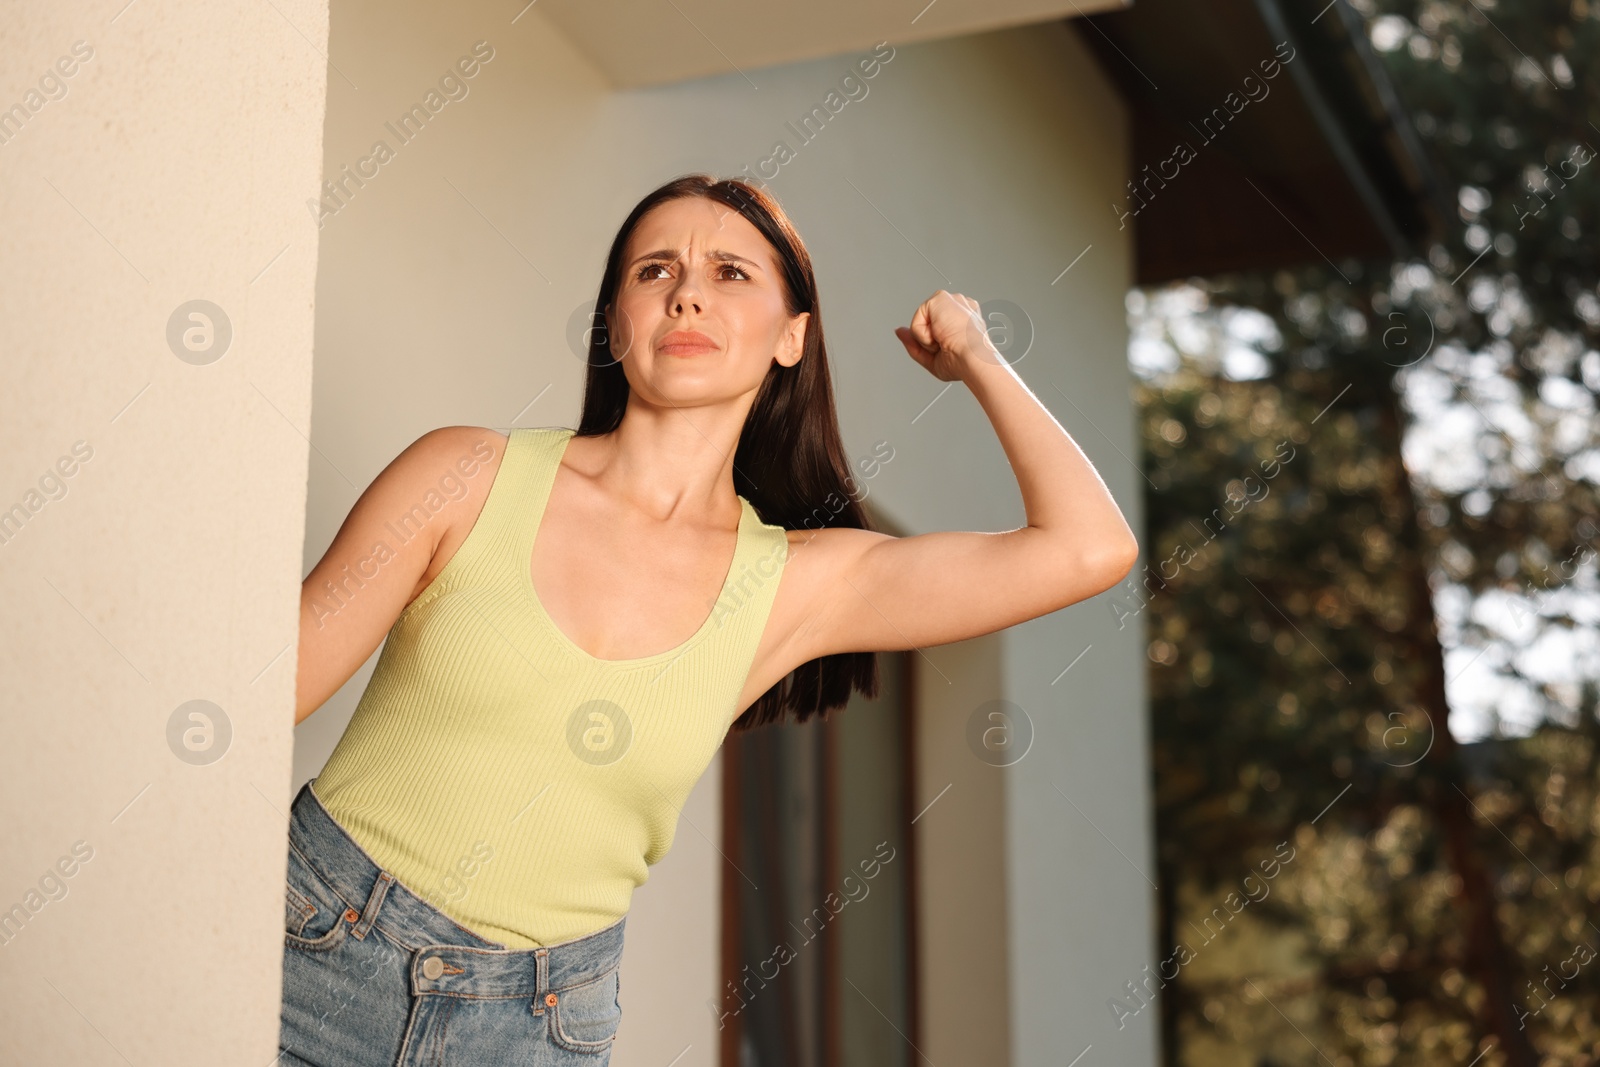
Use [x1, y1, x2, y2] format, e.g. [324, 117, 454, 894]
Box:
[531, 0, 1129, 88]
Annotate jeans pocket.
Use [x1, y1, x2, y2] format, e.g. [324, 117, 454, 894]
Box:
[284, 843, 353, 953]
[285, 881, 316, 937]
[545, 964, 622, 1055]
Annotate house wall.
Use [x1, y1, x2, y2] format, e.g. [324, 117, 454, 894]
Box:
[915, 633, 1013, 1065]
[0, 1, 328, 1063]
[295, 1, 1153, 1064]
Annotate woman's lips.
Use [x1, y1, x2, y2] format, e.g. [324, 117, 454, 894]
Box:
[659, 332, 718, 355]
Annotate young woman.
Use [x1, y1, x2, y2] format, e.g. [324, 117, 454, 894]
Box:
[280, 174, 1138, 1065]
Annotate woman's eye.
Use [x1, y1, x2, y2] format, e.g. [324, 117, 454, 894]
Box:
[633, 262, 748, 281]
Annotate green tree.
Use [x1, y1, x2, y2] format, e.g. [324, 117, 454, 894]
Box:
[1131, 2, 1600, 1063]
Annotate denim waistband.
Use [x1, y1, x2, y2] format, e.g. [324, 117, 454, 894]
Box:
[289, 780, 626, 998]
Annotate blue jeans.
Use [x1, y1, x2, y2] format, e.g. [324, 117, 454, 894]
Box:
[279, 781, 626, 1066]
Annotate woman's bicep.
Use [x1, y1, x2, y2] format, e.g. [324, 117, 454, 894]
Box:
[293, 426, 506, 724]
[797, 525, 1137, 660]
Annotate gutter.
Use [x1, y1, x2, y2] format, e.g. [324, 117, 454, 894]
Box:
[1252, 0, 1415, 256]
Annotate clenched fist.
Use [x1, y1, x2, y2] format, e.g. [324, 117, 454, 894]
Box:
[893, 290, 1002, 383]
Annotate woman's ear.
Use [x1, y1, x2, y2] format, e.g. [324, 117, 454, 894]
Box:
[776, 311, 809, 368]
[604, 301, 634, 361]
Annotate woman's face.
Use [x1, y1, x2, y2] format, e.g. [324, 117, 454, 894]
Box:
[605, 196, 808, 408]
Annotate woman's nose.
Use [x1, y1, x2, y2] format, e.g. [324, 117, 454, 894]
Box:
[670, 276, 704, 313]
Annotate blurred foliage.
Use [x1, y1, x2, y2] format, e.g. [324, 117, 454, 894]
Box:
[1129, 1, 1600, 1064]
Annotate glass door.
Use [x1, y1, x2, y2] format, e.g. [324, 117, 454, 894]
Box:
[718, 650, 918, 1067]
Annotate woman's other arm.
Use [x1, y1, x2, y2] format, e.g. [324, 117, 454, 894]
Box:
[293, 426, 507, 724]
[786, 291, 1139, 660]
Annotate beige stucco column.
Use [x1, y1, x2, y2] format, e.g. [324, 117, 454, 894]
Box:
[0, 1, 328, 1062]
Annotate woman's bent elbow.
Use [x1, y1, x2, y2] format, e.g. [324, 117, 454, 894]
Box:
[1086, 538, 1140, 595]
[1041, 539, 1140, 610]
[1111, 536, 1141, 580]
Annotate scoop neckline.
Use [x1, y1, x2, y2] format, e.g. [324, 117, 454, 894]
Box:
[520, 427, 756, 669]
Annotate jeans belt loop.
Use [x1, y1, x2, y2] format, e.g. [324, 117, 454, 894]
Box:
[352, 871, 393, 941]
[533, 949, 550, 1013]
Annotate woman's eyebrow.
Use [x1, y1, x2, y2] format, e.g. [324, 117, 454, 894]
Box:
[628, 248, 763, 272]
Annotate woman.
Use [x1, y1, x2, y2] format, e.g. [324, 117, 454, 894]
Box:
[281, 174, 1138, 1065]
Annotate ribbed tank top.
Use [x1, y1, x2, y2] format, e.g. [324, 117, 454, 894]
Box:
[312, 426, 791, 948]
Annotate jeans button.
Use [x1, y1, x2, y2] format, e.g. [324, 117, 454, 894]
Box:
[422, 956, 445, 980]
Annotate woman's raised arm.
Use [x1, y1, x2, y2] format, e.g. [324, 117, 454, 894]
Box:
[784, 290, 1139, 661]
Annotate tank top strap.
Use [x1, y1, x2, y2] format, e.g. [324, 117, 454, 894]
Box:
[508, 425, 576, 574]
[401, 426, 569, 618]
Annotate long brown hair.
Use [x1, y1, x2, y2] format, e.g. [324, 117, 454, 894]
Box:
[575, 173, 879, 729]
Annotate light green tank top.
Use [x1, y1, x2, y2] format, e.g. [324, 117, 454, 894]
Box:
[312, 426, 790, 948]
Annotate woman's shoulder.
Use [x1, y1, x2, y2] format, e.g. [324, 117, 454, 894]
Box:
[397, 424, 574, 468]
[391, 425, 506, 479]
[367, 426, 513, 513]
